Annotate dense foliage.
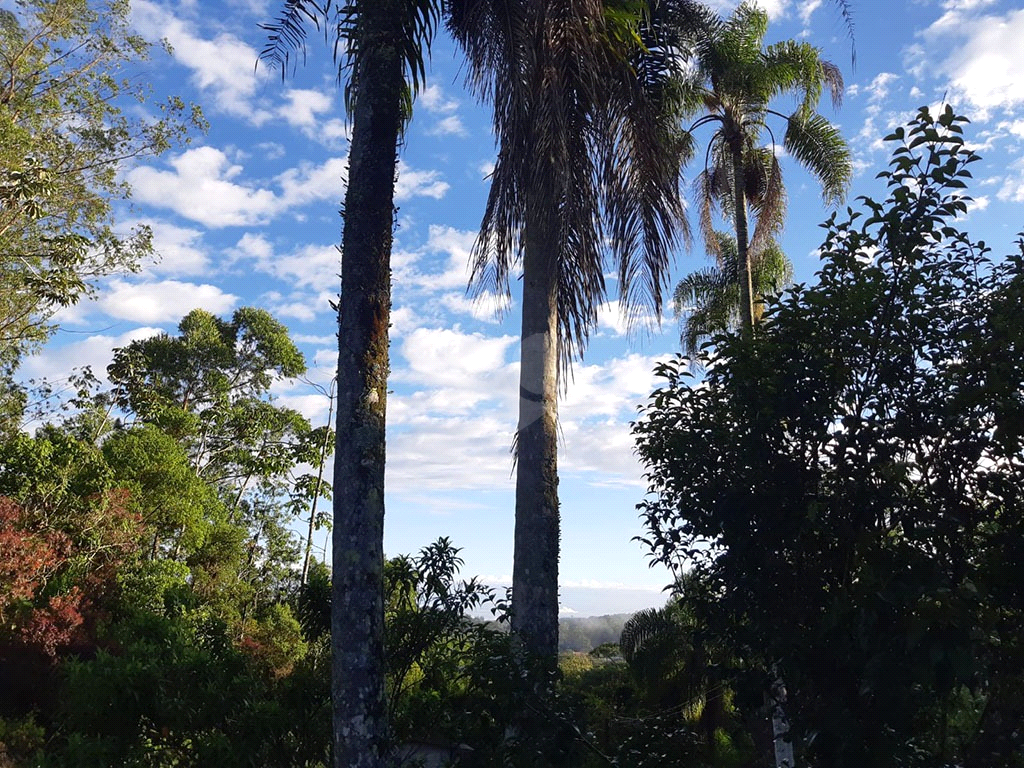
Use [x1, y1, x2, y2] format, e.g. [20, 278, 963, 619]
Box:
[635, 106, 1024, 767]
[0, 0, 203, 429]
[2, 0, 1023, 765]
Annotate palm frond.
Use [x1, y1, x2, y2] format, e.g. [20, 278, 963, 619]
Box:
[261, 0, 438, 123]
[259, 0, 328, 76]
[674, 231, 792, 354]
[783, 112, 851, 205]
[747, 148, 786, 257]
[458, 0, 692, 367]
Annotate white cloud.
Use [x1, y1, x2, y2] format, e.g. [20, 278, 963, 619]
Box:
[278, 89, 334, 128]
[750, 0, 789, 20]
[127, 147, 280, 227]
[276, 157, 350, 208]
[132, 1, 273, 124]
[394, 225, 477, 292]
[561, 579, 663, 591]
[427, 115, 468, 137]
[20, 327, 165, 386]
[921, 7, 1024, 118]
[382, 335, 667, 493]
[130, 219, 211, 277]
[439, 290, 512, 322]
[864, 72, 900, 104]
[398, 328, 518, 391]
[798, 0, 822, 26]
[596, 300, 660, 337]
[97, 280, 238, 323]
[128, 150, 445, 227]
[395, 161, 450, 200]
[997, 157, 1024, 202]
[233, 235, 340, 297]
[419, 85, 460, 114]
[965, 195, 989, 213]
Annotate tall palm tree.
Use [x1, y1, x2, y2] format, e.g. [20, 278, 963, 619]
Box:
[261, 2, 438, 765]
[681, 2, 851, 334]
[673, 231, 791, 358]
[447, 0, 705, 663]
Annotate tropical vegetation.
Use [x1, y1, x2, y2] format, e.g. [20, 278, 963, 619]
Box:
[1, 0, 1023, 765]
[676, 2, 850, 335]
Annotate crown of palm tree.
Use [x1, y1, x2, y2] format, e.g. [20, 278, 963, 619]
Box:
[674, 2, 850, 336]
[684, 3, 849, 261]
[260, 0, 441, 122]
[448, 0, 708, 366]
[674, 231, 792, 358]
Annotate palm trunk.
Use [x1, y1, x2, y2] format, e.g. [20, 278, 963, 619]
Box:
[511, 211, 561, 664]
[302, 394, 335, 586]
[732, 147, 755, 334]
[332, 1, 404, 765]
[769, 675, 795, 768]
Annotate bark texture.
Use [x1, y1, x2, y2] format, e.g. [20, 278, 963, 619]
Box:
[731, 146, 754, 335]
[332, 2, 404, 765]
[511, 215, 561, 663]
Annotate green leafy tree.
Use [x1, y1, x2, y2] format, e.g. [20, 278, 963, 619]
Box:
[105, 308, 319, 631]
[635, 106, 1024, 767]
[101, 424, 224, 560]
[107, 308, 309, 506]
[0, 0, 204, 429]
[261, 0, 441, 762]
[449, 0, 701, 664]
[681, 2, 849, 333]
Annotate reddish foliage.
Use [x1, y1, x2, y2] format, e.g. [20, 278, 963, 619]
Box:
[0, 492, 143, 657]
[0, 498, 68, 622]
[18, 589, 86, 658]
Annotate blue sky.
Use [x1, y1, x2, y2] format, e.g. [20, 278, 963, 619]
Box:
[22, 0, 1024, 616]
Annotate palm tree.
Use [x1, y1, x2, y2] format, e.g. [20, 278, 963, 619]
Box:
[261, 2, 439, 765]
[681, 2, 851, 334]
[620, 573, 732, 761]
[447, 0, 705, 663]
[673, 231, 791, 359]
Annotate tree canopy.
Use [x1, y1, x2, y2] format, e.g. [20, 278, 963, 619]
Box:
[635, 106, 1024, 767]
[0, 0, 204, 425]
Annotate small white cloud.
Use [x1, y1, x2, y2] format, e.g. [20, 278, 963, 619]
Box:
[127, 147, 279, 227]
[427, 115, 468, 137]
[419, 84, 460, 113]
[276, 157, 350, 208]
[395, 161, 449, 200]
[439, 290, 512, 322]
[128, 218, 211, 277]
[965, 195, 989, 213]
[278, 88, 334, 129]
[997, 157, 1024, 202]
[864, 72, 900, 104]
[97, 280, 238, 323]
[798, 0, 822, 26]
[132, 0, 273, 124]
[394, 225, 477, 292]
[20, 327, 164, 388]
[596, 300, 660, 337]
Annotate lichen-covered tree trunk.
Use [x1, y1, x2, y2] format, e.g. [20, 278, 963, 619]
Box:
[332, 2, 404, 765]
[511, 214, 561, 663]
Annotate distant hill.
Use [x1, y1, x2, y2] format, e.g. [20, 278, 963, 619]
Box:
[558, 613, 632, 653]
